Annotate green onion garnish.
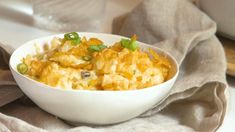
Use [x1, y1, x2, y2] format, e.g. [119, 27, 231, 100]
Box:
[71, 39, 81, 46]
[120, 39, 130, 48]
[120, 35, 138, 51]
[64, 32, 81, 45]
[64, 32, 79, 40]
[17, 63, 28, 74]
[82, 55, 92, 61]
[88, 45, 107, 52]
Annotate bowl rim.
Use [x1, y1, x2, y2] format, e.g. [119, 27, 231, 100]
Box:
[9, 32, 179, 93]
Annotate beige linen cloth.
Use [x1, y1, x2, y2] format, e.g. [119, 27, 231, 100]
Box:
[0, 0, 228, 131]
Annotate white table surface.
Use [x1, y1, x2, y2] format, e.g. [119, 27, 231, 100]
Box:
[0, 0, 234, 131]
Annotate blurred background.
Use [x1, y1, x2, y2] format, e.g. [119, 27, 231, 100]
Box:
[0, 0, 142, 32]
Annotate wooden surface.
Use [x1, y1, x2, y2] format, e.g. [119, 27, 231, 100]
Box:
[219, 36, 235, 76]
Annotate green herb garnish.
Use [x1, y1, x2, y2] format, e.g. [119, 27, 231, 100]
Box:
[17, 63, 28, 74]
[64, 32, 79, 40]
[70, 39, 81, 46]
[120, 35, 138, 51]
[64, 32, 81, 45]
[88, 45, 107, 52]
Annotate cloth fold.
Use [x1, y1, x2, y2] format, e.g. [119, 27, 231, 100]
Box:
[0, 0, 228, 131]
[0, 45, 23, 107]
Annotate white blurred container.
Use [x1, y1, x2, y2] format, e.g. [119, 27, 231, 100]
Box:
[198, 0, 235, 39]
[32, 0, 106, 32]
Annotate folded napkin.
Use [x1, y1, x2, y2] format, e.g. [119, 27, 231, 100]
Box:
[0, 0, 228, 131]
[0, 46, 23, 107]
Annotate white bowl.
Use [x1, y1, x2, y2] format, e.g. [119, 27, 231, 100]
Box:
[9, 32, 179, 125]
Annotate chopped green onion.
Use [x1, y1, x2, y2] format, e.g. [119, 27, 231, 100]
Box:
[88, 45, 107, 52]
[82, 55, 92, 61]
[64, 32, 81, 45]
[120, 39, 130, 48]
[129, 40, 138, 51]
[120, 37, 138, 51]
[64, 32, 79, 40]
[88, 45, 100, 52]
[97, 45, 107, 50]
[71, 39, 81, 46]
[17, 63, 28, 74]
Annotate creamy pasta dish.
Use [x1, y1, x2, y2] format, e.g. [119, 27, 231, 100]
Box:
[17, 32, 171, 90]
